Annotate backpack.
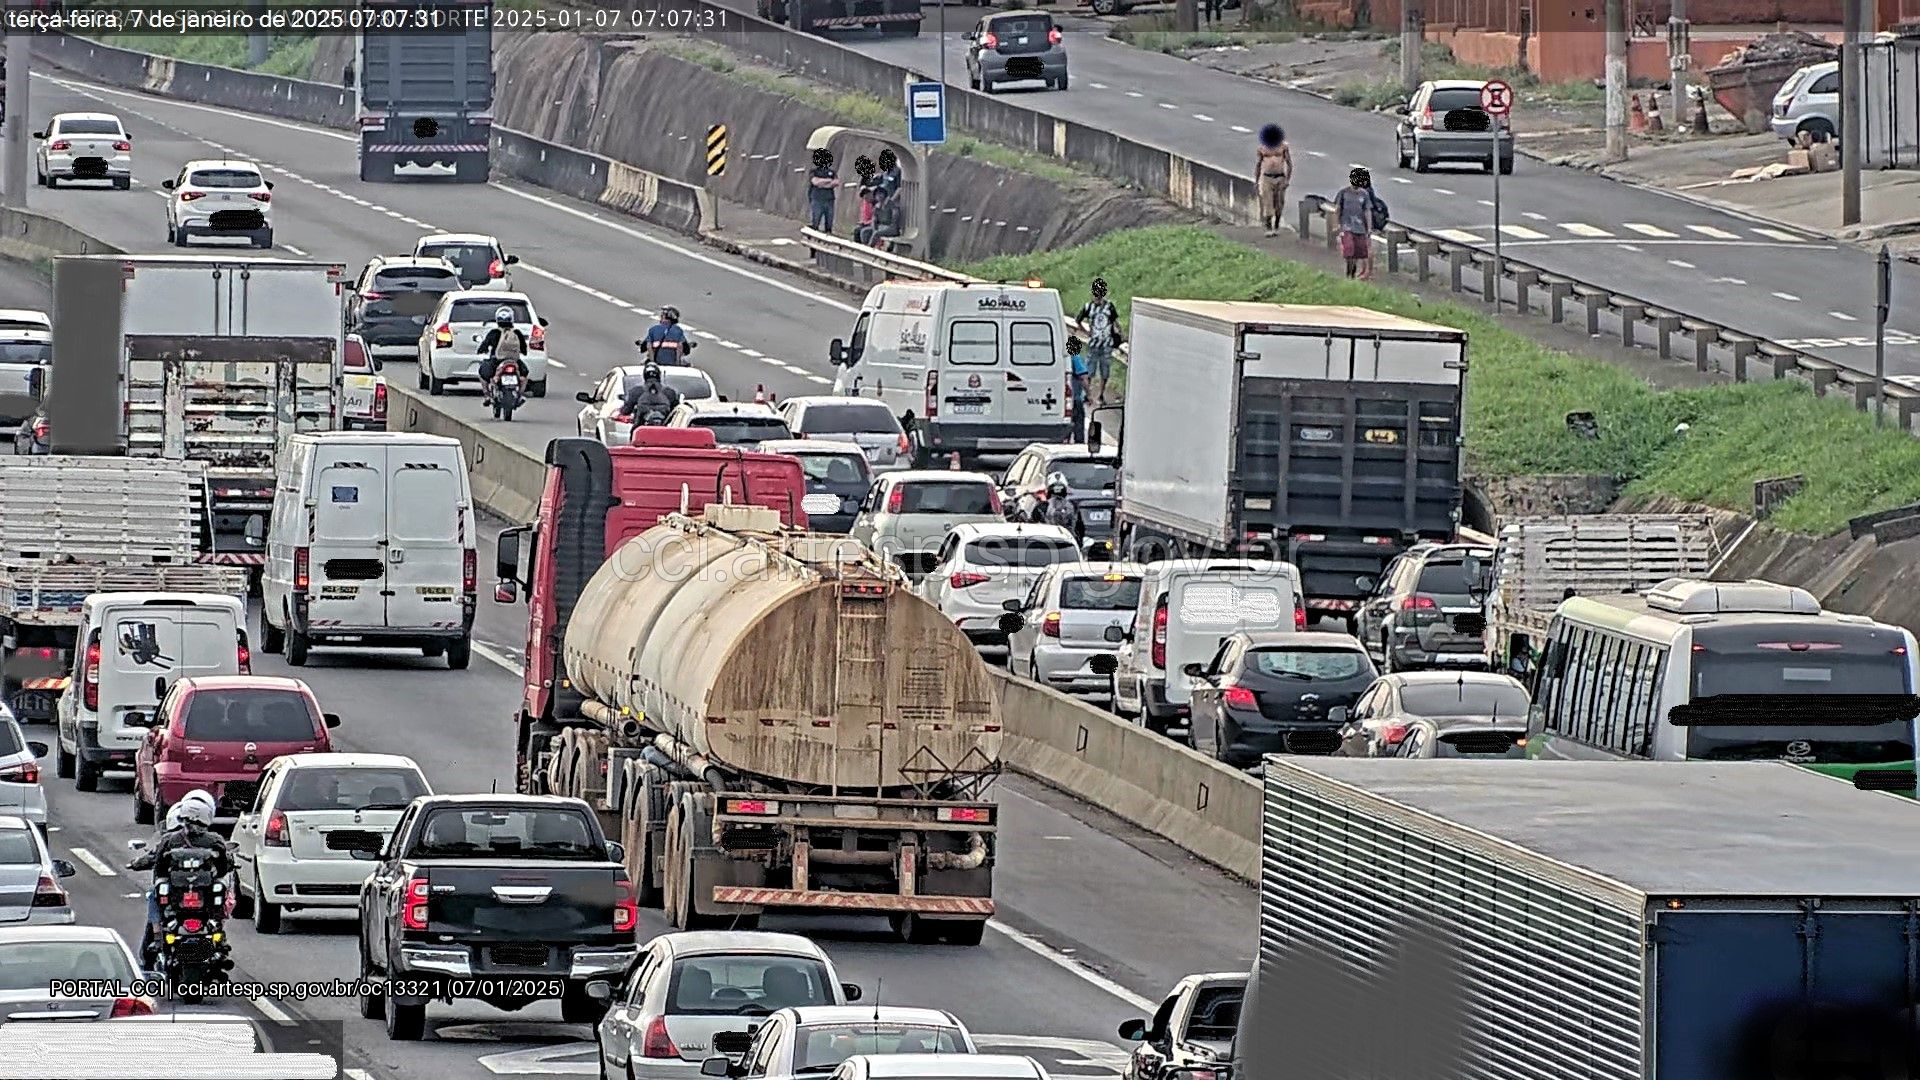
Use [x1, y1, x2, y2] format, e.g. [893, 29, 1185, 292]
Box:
[494, 328, 524, 364]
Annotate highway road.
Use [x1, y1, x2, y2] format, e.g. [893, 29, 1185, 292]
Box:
[796, 16, 1920, 376]
[3, 84, 1259, 1080]
[20, 70, 864, 463]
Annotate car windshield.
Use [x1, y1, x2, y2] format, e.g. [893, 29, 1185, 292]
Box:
[1435, 728, 1528, 758]
[413, 807, 601, 858]
[0, 828, 38, 865]
[1399, 680, 1530, 718]
[797, 453, 871, 485]
[992, 13, 1052, 36]
[0, 719, 23, 756]
[1050, 459, 1117, 491]
[966, 537, 1079, 569]
[181, 691, 317, 742]
[692, 417, 791, 444]
[666, 955, 835, 1016]
[1248, 647, 1372, 680]
[621, 372, 713, 401]
[373, 267, 458, 291]
[419, 244, 498, 279]
[794, 1025, 969, 1073]
[449, 299, 532, 325]
[798, 404, 899, 435]
[188, 169, 262, 189]
[0, 341, 48, 365]
[1429, 88, 1485, 111]
[57, 119, 122, 135]
[0, 943, 135, 991]
[1060, 576, 1140, 610]
[276, 767, 428, 812]
[896, 482, 993, 515]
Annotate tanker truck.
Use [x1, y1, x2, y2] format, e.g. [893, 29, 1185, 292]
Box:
[542, 503, 1002, 945]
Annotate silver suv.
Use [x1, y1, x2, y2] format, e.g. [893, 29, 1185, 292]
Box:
[1395, 80, 1513, 174]
[1352, 543, 1492, 673]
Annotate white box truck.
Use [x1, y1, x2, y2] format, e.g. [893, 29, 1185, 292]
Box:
[1102, 299, 1469, 628]
[49, 255, 346, 581]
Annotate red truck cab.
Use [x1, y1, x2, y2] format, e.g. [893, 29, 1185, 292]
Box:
[494, 433, 807, 793]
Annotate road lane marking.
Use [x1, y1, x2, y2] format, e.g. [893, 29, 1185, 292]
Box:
[1753, 227, 1806, 242]
[1230, 124, 1251, 133]
[1623, 222, 1677, 237]
[1618, 244, 1643, 252]
[1434, 229, 1481, 243]
[1497, 224, 1549, 240]
[1686, 224, 1740, 239]
[1157, 102, 1176, 110]
[472, 640, 521, 674]
[251, 997, 296, 1026]
[1088, 82, 1108, 89]
[280, 244, 308, 256]
[1559, 222, 1612, 237]
[1125, 91, 1142, 97]
[1774, 291, 1802, 301]
[1668, 259, 1695, 269]
[69, 847, 115, 876]
[1192, 114, 1214, 122]
[1832, 311, 1858, 321]
[1522, 211, 1547, 220]
[1431, 187, 1454, 195]
[985, 921, 1156, 1012]
[1306, 149, 1326, 157]
[1390, 176, 1411, 183]
[1477, 199, 1494, 208]
[345, 1071, 376, 1080]
[1715, 277, 1747, 285]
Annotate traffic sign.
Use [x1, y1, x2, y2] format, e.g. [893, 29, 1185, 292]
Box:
[706, 124, 728, 177]
[1480, 79, 1513, 116]
[907, 80, 947, 146]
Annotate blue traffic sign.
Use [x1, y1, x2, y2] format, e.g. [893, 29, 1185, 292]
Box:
[906, 81, 946, 146]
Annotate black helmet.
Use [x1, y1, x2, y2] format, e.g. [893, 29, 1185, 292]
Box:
[660, 306, 679, 324]
[493, 306, 514, 326]
[643, 362, 662, 382]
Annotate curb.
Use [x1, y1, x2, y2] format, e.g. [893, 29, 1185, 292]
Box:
[697, 229, 867, 298]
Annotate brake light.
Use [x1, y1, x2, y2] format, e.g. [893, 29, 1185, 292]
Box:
[982, 31, 998, 47]
[109, 997, 154, 1018]
[988, 487, 1003, 514]
[0, 760, 37, 784]
[237, 640, 251, 674]
[1223, 686, 1258, 710]
[897, 433, 910, 454]
[950, 571, 989, 589]
[32, 875, 64, 908]
[248, 191, 271, 202]
[614, 878, 637, 933]
[31, 418, 47, 440]
[1041, 611, 1061, 638]
[82, 640, 100, 711]
[181, 917, 203, 931]
[463, 549, 477, 594]
[1294, 603, 1307, 631]
[489, 259, 505, 278]
[373, 382, 388, 419]
[434, 323, 453, 346]
[47, 140, 68, 151]
[1419, 107, 1435, 129]
[263, 810, 288, 847]
[112, 140, 131, 152]
[360, 289, 388, 301]
[937, 806, 993, 823]
[1048, 26, 1062, 44]
[724, 798, 779, 815]
[529, 323, 546, 351]
[887, 487, 904, 513]
[294, 547, 309, 593]
[402, 876, 430, 930]
[1399, 595, 1437, 611]
[924, 370, 938, 417]
[642, 1016, 679, 1059]
[1380, 723, 1411, 746]
[179, 191, 205, 201]
[1151, 598, 1168, 669]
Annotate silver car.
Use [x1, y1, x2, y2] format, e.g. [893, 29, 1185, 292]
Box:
[709, 1004, 974, 1080]
[1771, 60, 1839, 145]
[965, 10, 1068, 93]
[848, 471, 1004, 577]
[1003, 564, 1144, 698]
[0, 925, 150, 1022]
[777, 396, 909, 473]
[0, 817, 76, 927]
[594, 931, 859, 1080]
[1395, 79, 1514, 174]
[0, 713, 49, 830]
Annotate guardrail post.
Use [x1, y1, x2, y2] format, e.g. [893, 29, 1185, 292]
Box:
[1614, 299, 1647, 348]
[1652, 312, 1683, 360]
[1724, 335, 1757, 381]
[1512, 269, 1539, 315]
[1685, 321, 1719, 372]
[1414, 239, 1439, 283]
[1547, 279, 1573, 324]
[1385, 225, 1409, 273]
[1297, 195, 1325, 243]
[1480, 257, 1498, 303]
[1448, 249, 1471, 293]
[1578, 288, 1607, 337]
[1784, 350, 1831, 392]
[1324, 207, 1340, 252]
[1842, 375, 1874, 409]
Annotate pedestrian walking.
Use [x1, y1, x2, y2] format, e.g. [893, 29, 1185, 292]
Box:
[1331, 167, 1390, 280]
[807, 148, 838, 233]
[1075, 278, 1124, 405]
[1066, 335, 1090, 443]
[1255, 124, 1292, 237]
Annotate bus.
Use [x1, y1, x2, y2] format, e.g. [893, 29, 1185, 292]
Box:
[1525, 577, 1919, 795]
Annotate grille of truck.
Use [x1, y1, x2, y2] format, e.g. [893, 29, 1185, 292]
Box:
[209, 209, 265, 231]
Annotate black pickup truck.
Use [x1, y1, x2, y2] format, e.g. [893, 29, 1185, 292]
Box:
[350, 794, 640, 1041]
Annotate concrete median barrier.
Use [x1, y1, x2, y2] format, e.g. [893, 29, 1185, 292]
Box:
[0, 208, 125, 262]
[387, 386, 545, 526]
[491, 127, 710, 236]
[35, 34, 355, 128]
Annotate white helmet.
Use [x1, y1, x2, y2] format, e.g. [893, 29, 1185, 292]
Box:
[175, 790, 216, 827]
[1046, 471, 1070, 495]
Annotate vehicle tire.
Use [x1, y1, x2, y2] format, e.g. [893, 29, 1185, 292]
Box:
[1396, 144, 1411, 169]
[1110, 677, 1139, 720]
[417, 367, 429, 391]
[357, 944, 385, 1019]
[428, 375, 446, 396]
[421, 642, 445, 658]
[890, 912, 943, 944]
[231, 881, 254, 920]
[1090, 0, 1122, 13]
[133, 784, 153, 825]
[454, 155, 488, 184]
[383, 991, 426, 1041]
[56, 743, 74, 780]
[35, 167, 45, 187]
[528, 379, 547, 399]
[286, 626, 310, 667]
[981, 76, 996, 95]
[260, 612, 284, 655]
[445, 636, 472, 670]
[1801, 117, 1836, 144]
[113, 177, 131, 191]
[635, 771, 668, 908]
[74, 756, 99, 793]
[172, 226, 189, 247]
[1498, 156, 1514, 175]
[1413, 150, 1431, 173]
[254, 877, 283, 935]
[1056, 73, 1069, 91]
[560, 984, 606, 1025]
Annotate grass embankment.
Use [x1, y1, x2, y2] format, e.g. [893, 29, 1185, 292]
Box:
[1333, 41, 1605, 111]
[87, 33, 317, 76]
[960, 226, 1920, 536]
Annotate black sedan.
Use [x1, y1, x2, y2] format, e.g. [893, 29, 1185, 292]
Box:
[1394, 717, 1530, 758]
[1186, 631, 1378, 768]
[760, 439, 873, 535]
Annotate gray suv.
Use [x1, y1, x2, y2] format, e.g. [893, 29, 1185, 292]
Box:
[1395, 80, 1514, 174]
[966, 11, 1068, 94]
[1352, 543, 1491, 673]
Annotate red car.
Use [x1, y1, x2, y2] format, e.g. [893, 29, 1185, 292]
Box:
[130, 676, 340, 827]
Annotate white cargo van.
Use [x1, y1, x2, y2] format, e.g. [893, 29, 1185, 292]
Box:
[260, 433, 476, 669]
[1094, 560, 1305, 739]
[54, 592, 248, 792]
[828, 280, 1072, 467]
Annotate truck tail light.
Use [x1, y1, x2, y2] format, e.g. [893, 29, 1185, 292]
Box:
[0, 760, 37, 784]
[294, 548, 309, 593]
[109, 997, 155, 1018]
[263, 810, 288, 847]
[641, 1016, 679, 1058]
[1295, 602, 1307, 631]
[463, 550, 477, 594]
[949, 572, 989, 589]
[1223, 686, 1258, 710]
[1041, 611, 1061, 637]
[82, 638, 100, 711]
[402, 876, 430, 930]
[373, 382, 388, 419]
[529, 324, 546, 351]
[614, 878, 637, 933]
[1151, 598, 1168, 669]
[887, 487, 904, 513]
[936, 806, 993, 823]
[32, 874, 65, 908]
[113, 140, 132, 152]
[248, 191, 271, 202]
[723, 798, 779, 815]
[434, 324, 453, 346]
[924, 371, 937, 417]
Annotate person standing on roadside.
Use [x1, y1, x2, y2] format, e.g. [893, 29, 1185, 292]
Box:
[807, 148, 838, 233]
[1331, 166, 1390, 280]
[1203, 0, 1224, 25]
[1066, 335, 1090, 443]
[1076, 278, 1124, 405]
[1254, 124, 1293, 238]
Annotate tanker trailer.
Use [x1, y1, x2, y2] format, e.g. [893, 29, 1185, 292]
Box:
[548, 503, 1001, 945]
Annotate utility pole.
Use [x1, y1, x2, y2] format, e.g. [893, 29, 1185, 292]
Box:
[247, 0, 268, 66]
[1876, 244, 1891, 426]
[1841, 0, 1867, 226]
[1604, 0, 1628, 162]
[1175, 0, 1197, 33]
[5, 5, 29, 211]
[1667, 0, 1690, 127]
[1401, 1, 1423, 96]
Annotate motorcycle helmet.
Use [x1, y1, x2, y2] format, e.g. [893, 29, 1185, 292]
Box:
[1046, 471, 1070, 496]
[660, 306, 680, 324]
[643, 362, 662, 383]
[493, 307, 514, 326]
[176, 790, 216, 827]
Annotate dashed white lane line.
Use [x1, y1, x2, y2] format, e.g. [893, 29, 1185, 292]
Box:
[1668, 259, 1695, 269]
[1157, 102, 1177, 110]
[1192, 113, 1215, 122]
[1306, 150, 1327, 158]
[1623, 222, 1678, 238]
[1774, 291, 1802, 302]
[1477, 199, 1494, 208]
[1522, 211, 1548, 221]
[1687, 224, 1741, 239]
[1125, 90, 1142, 98]
[252, 997, 296, 1027]
[1498, 224, 1549, 240]
[1754, 227, 1805, 242]
[1831, 310, 1857, 321]
[1560, 222, 1612, 237]
[1390, 176, 1412, 184]
[1618, 244, 1643, 253]
[1088, 82, 1108, 89]
[1230, 124, 1251, 133]
[1431, 187, 1454, 196]
[69, 847, 115, 877]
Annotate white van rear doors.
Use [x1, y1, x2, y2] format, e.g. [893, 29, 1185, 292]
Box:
[310, 451, 389, 631]
[1163, 572, 1298, 705]
[383, 454, 467, 632]
[102, 602, 237, 719]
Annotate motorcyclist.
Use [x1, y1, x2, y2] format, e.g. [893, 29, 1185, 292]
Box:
[477, 307, 529, 403]
[1034, 471, 1082, 537]
[620, 362, 682, 429]
[638, 307, 695, 366]
[128, 790, 233, 968]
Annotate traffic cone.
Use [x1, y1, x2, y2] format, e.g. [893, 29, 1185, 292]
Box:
[1629, 93, 1647, 133]
[1645, 93, 1664, 132]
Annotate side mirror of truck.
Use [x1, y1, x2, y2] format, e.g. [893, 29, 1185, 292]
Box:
[494, 581, 518, 604]
[496, 527, 524, 585]
[605, 841, 625, 864]
[584, 980, 613, 1003]
[323, 712, 342, 728]
[1117, 1018, 1148, 1042]
[27, 741, 47, 758]
[1089, 654, 1118, 675]
[576, 391, 594, 404]
[829, 338, 846, 366]
[997, 612, 1024, 635]
[1328, 706, 1350, 725]
[1103, 625, 1126, 644]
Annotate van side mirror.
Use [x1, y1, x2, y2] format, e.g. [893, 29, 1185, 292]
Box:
[1089, 654, 1118, 675]
[584, 980, 613, 1002]
[829, 338, 846, 366]
[1118, 1018, 1148, 1041]
[1103, 625, 1126, 643]
[1329, 706, 1350, 724]
[323, 712, 342, 728]
[576, 391, 594, 404]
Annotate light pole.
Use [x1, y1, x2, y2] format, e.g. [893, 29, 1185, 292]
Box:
[1876, 244, 1891, 426]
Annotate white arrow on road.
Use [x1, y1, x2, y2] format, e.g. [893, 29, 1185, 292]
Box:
[477, 1045, 599, 1075]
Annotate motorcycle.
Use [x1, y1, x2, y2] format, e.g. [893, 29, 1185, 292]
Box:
[636, 337, 696, 366]
[491, 365, 526, 421]
[128, 838, 234, 1000]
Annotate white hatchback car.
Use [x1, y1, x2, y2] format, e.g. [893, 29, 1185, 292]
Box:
[0, 712, 49, 831]
[418, 290, 548, 396]
[162, 159, 274, 248]
[919, 522, 1082, 654]
[715, 1005, 976, 1079]
[1003, 563, 1144, 698]
[0, 814, 75, 926]
[666, 400, 793, 448]
[33, 112, 131, 189]
[231, 753, 430, 934]
[577, 364, 718, 443]
[412, 232, 517, 291]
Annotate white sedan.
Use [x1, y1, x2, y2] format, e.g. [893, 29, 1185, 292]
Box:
[576, 364, 717, 443]
[34, 112, 131, 189]
[231, 753, 429, 934]
[918, 522, 1083, 655]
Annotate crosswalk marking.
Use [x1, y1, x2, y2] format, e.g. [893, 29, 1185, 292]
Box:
[1623, 222, 1678, 237]
[1687, 224, 1741, 239]
[1498, 224, 1550, 239]
[1753, 227, 1805, 241]
[1559, 222, 1612, 237]
[1434, 228, 1482, 243]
